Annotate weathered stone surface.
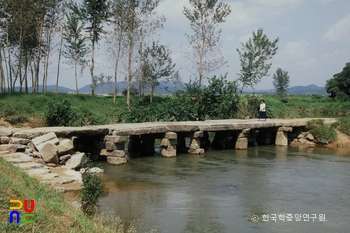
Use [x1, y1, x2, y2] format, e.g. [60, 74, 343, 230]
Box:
[238, 129, 251, 138]
[57, 139, 74, 155]
[188, 148, 205, 154]
[107, 156, 127, 165]
[47, 163, 57, 167]
[10, 137, 30, 145]
[193, 131, 203, 138]
[1, 136, 10, 144]
[15, 162, 43, 170]
[32, 132, 59, 151]
[306, 133, 315, 141]
[0, 144, 19, 153]
[105, 141, 116, 151]
[0, 128, 13, 137]
[235, 138, 248, 149]
[299, 138, 315, 145]
[242, 128, 251, 134]
[60, 154, 71, 161]
[13, 132, 36, 139]
[1, 153, 33, 163]
[104, 135, 126, 144]
[161, 147, 176, 157]
[26, 168, 50, 177]
[110, 150, 125, 157]
[189, 138, 200, 150]
[65, 153, 88, 169]
[39, 143, 58, 164]
[160, 138, 170, 147]
[278, 127, 293, 132]
[164, 132, 177, 140]
[275, 131, 288, 146]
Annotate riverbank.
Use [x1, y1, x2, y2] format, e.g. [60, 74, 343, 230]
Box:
[0, 157, 125, 233]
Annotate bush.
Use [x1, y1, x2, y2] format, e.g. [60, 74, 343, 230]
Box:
[337, 118, 350, 136]
[306, 119, 337, 144]
[116, 74, 239, 123]
[80, 167, 105, 216]
[44, 99, 77, 126]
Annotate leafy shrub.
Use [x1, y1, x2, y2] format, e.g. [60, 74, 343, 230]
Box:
[44, 99, 77, 126]
[306, 119, 337, 144]
[122, 86, 139, 97]
[80, 167, 105, 216]
[116, 74, 239, 123]
[337, 118, 350, 136]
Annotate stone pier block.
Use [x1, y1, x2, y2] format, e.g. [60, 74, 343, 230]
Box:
[161, 132, 177, 158]
[104, 135, 126, 144]
[275, 131, 288, 146]
[107, 156, 127, 165]
[188, 131, 205, 154]
[235, 138, 248, 150]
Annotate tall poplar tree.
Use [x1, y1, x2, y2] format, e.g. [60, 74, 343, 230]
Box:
[236, 28, 279, 94]
[183, 0, 231, 87]
[81, 0, 110, 97]
[63, 2, 89, 94]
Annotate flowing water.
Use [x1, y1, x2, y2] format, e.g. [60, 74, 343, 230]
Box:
[98, 146, 350, 233]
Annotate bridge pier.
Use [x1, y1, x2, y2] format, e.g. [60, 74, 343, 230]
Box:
[160, 132, 177, 158]
[235, 129, 250, 149]
[188, 131, 205, 154]
[275, 127, 293, 146]
[103, 135, 127, 165]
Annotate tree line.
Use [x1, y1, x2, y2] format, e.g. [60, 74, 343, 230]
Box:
[1, 0, 284, 109]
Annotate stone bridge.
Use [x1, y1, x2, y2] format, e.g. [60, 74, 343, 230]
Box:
[1, 118, 336, 165]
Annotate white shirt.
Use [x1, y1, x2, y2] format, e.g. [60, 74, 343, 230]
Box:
[260, 103, 266, 112]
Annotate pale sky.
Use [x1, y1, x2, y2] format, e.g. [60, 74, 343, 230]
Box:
[53, 0, 350, 90]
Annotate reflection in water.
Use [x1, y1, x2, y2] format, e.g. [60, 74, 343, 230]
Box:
[98, 146, 350, 233]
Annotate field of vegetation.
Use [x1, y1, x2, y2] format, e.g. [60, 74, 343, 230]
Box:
[0, 91, 349, 128]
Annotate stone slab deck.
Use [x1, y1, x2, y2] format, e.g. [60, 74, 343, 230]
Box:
[4, 118, 336, 137]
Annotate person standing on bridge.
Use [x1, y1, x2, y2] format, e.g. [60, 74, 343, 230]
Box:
[259, 100, 266, 121]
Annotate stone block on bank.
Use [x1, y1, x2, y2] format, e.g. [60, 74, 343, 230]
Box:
[0, 144, 20, 153]
[65, 153, 88, 170]
[9, 137, 30, 145]
[60, 154, 71, 161]
[32, 132, 59, 151]
[39, 143, 58, 164]
[1, 136, 10, 144]
[57, 139, 74, 155]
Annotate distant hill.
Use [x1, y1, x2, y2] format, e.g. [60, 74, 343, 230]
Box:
[78, 81, 184, 94]
[14, 83, 327, 95]
[243, 84, 327, 95]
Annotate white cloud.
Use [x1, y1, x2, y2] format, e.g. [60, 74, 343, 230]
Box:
[280, 39, 309, 59]
[324, 13, 350, 41]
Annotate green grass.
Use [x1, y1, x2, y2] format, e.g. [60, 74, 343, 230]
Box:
[0, 157, 135, 233]
[0, 92, 349, 127]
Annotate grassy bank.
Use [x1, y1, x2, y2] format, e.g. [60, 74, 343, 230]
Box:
[0, 157, 129, 233]
[0, 92, 350, 127]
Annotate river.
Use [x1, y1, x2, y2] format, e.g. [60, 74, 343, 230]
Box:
[98, 145, 350, 233]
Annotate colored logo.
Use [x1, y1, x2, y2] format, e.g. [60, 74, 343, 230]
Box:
[9, 200, 35, 224]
